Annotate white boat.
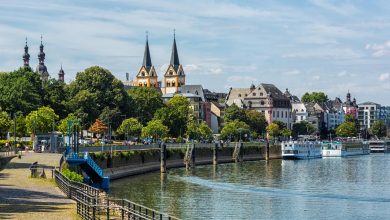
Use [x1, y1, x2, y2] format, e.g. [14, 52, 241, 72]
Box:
[321, 140, 370, 157]
[281, 141, 322, 159]
[368, 140, 389, 153]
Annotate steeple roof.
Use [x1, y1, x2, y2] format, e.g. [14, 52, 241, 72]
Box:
[23, 37, 30, 67]
[170, 31, 180, 71]
[142, 33, 152, 70]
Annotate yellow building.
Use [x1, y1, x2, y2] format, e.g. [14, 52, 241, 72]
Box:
[135, 36, 159, 88]
[162, 34, 185, 94]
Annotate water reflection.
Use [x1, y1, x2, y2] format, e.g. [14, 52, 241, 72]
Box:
[110, 155, 390, 219]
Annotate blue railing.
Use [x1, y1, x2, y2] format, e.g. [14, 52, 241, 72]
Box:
[85, 154, 104, 177]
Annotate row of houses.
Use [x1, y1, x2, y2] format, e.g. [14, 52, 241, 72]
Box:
[225, 83, 390, 134]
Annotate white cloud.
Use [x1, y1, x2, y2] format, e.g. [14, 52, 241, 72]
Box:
[308, 0, 358, 16]
[183, 64, 199, 72]
[366, 40, 390, 57]
[312, 75, 320, 80]
[379, 73, 390, 81]
[282, 69, 301, 76]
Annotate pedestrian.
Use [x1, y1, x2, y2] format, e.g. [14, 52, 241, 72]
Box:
[5, 142, 10, 151]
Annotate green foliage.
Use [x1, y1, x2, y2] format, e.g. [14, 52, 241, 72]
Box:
[61, 168, 84, 183]
[220, 120, 250, 141]
[99, 106, 122, 130]
[57, 113, 81, 135]
[301, 92, 328, 103]
[154, 95, 190, 137]
[292, 121, 316, 137]
[246, 110, 267, 136]
[272, 120, 286, 129]
[336, 122, 357, 137]
[0, 68, 43, 115]
[11, 114, 27, 138]
[116, 117, 143, 138]
[25, 106, 59, 134]
[224, 104, 248, 123]
[370, 120, 387, 138]
[266, 122, 280, 138]
[43, 79, 68, 118]
[142, 119, 169, 139]
[186, 121, 213, 141]
[0, 111, 11, 139]
[67, 66, 132, 126]
[128, 87, 163, 124]
[281, 128, 292, 137]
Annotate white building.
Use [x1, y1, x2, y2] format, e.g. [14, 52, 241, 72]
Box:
[226, 83, 293, 129]
[358, 102, 381, 129]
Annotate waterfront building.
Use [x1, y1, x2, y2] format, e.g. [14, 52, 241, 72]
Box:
[343, 92, 358, 118]
[358, 101, 382, 129]
[135, 35, 160, 88]
[320, 100, 345, 130]
[162, 33, 185, 94]
[226, 83, 293, 129]
[36, 36, 49, 82]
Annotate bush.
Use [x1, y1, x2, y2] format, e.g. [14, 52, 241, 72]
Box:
[61, 168, 84, 183]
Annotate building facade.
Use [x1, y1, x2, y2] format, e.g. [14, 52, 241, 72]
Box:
[358, 102, 382, 129]
[135, 36, 159, 88]
[162, 34, 185, 94]
[226, 83, 293, 129]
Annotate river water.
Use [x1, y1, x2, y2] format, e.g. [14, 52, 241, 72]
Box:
[110, 154, 390, 220]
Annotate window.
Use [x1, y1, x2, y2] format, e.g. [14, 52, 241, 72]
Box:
[245, 94, 248, 97]
[167, 81, 171, 87]
[141, 72, 145, 77]
[139, 83, 142, 87]
[277, 111, 279, 117]
[169, 71, 173, 75]
[238, 94, 241, 97]
[253, 93, 256, 96]
[260, 93, 263, 96]
[261, 101, 265, 105]
[172, 81, 176, 87]
[144, 82, 147, 87]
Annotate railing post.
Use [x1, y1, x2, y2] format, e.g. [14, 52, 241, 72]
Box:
[191, 143, 195, 168]
[160, 142, 167, 173]
[266, 139, 270, 160]
[239, 141, 244, 162]
[213, 142, 218, 165]
[106, 198, 110, 219]
[121, 199, 124, 219]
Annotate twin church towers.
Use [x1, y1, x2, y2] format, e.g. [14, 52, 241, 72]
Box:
[134, 32, 185, 94]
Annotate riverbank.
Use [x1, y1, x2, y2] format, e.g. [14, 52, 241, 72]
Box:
[0, 152, 78, 220]
[100, 143, 281, 180]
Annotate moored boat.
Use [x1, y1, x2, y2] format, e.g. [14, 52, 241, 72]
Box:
[321, 140, 370, 157]
[368, 140, 389, 153]
[281, 141, 322, 159]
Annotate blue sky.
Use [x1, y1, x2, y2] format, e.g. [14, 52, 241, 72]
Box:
[1, 0, 390, 105]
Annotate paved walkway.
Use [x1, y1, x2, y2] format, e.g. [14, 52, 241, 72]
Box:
[0, 152, 78, 220]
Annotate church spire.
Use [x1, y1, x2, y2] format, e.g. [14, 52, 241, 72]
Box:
[58, 64, 65, 82]
[142, 31, 152, 68]
[170, 29, 180, 69]
[22, 37, 30, 67]
[38, 35, 45, 65]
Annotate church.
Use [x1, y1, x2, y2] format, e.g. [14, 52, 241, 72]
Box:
[132, 32, 186, 95]
[22, 36, 65, 82]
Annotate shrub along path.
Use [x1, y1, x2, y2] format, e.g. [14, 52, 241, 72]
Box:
[0, 152, 78, 220]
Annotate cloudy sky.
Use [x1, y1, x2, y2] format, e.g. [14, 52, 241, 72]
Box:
[1, 0, 390, 105]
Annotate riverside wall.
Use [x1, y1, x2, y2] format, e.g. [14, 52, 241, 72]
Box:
[90, 143, 281, 180]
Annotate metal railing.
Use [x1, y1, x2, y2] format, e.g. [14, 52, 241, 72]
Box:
[54, 169, 180, 220]
[0, 151, 16, 157]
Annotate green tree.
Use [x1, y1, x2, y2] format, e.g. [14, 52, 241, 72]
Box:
[0, 111, 12, 139]
[128, 87, 163, 124]
[246, 110, 267, 136]
[117, 118, 143, 140]
[220, 120, 250, 141]
[67, 66, 132, 125]
[11, 114, 27, 138]
[281, 128, 292, 138]
[58, 113, 81, 136]
[154, 95, 190, 137]
[336, 122, 357, 137]
[99, 107, 122, 130]
[224, 104, 248, 123]
[142, 119, 169, 139]
[0, 68, 43, 114]
[370, 120, 387, 138]
[25, 106, 59, 135]
[301, 92, 328, 103]
[292, 121, 316, 137]
[273, 120, 286, 129]
[43, 79, 68, 118]
[266, 122, 280, 139]
[186, 121, 213, 141]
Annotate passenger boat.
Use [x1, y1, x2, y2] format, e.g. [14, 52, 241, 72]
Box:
[368, 140, 389, 153]
[281, 141, 322, 159]
[321, 140, 370, 157]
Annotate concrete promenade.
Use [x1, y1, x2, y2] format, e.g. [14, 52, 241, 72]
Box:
[0, 152, 78, 220]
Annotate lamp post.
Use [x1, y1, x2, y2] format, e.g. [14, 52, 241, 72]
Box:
[13, 113, 17, 151]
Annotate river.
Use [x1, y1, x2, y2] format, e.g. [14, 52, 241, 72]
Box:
[110, 154, 390, 220]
